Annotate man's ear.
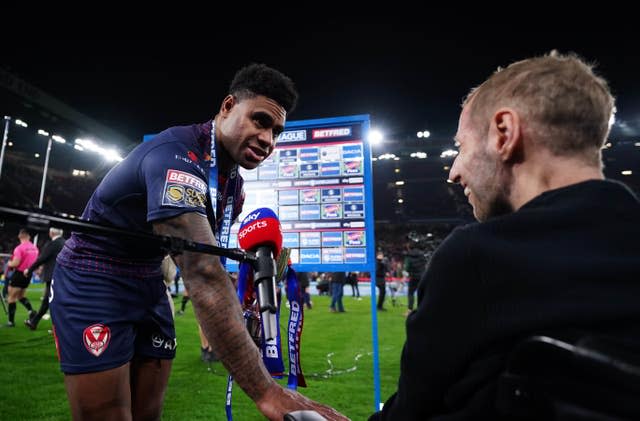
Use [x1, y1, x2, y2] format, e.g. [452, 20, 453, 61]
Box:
[219, 94, 236, 116]
[491, 107, 522, 162]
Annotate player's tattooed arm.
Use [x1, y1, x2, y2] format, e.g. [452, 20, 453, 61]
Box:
[153, 212, 276, 401]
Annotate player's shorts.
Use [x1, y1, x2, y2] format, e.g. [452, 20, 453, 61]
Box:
[9, 271, 30, 288]
[49, 264, 176, 374]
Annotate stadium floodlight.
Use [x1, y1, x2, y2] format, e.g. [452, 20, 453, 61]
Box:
[75, 138, 99, 152]
[0, 116, 11, 180]
[38, 129, 50, 137]
[76, 138, 123, 161]
[416, 130, 430, 139]
[38, 136, 54, 209]
[395, 180, 405, 186]
[440, 149, 459, 158]
[14, 119, 28, 128]
[103, 149, 123, 162]
[622, 170, 633, 175]
[52, 135, 66, 144]
[368, 129, 383, 146]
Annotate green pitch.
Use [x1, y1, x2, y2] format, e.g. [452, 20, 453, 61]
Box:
[0, 289, 407, 420]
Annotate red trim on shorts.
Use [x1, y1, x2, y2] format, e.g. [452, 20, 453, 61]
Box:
[52, 325, 61, 361]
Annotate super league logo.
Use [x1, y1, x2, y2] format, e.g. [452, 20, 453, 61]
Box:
[83, 323, 111, 357]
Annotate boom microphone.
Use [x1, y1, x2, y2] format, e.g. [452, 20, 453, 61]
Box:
[237, 207, 282, 341]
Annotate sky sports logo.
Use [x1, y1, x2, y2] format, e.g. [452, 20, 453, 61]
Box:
[242, 211, 262, 224]
[238, 220, 268, 239]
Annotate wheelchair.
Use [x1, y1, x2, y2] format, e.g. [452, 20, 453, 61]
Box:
[497, 334, 640, 420]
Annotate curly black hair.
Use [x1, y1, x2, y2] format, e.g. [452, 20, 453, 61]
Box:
[229, 63, 298, 114]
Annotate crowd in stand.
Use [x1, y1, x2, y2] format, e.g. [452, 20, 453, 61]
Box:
[0, 154, 99, 215]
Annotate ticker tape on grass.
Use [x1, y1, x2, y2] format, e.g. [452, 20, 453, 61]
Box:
[200, 350, 377, 379]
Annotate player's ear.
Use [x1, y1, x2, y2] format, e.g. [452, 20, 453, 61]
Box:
[220, 95, 236, 116]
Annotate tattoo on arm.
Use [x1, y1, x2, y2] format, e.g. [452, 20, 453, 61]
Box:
[153, 212, 275, 400]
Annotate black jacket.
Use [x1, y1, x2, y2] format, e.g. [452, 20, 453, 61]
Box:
[372, 180, 640, 420]
[403, 247, 426, 280]
[27, 236, 65, 283]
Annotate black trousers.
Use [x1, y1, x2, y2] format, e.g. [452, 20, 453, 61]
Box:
[31, 281, 51, 324]
[376, 281, 386, 309]
[407, 277, 419, 310]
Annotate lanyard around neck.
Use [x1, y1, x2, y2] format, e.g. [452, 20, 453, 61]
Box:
[209, 121, 239, 267]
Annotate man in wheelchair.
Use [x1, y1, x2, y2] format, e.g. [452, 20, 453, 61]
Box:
[370, 52, 640, 420]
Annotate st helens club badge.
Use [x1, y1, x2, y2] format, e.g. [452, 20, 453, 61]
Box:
[83, 323, 111, 357]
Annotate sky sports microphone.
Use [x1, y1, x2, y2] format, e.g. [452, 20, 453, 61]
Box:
[237, 208, 283, 341]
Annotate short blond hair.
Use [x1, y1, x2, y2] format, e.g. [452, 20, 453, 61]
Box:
[464, 51, 615, 165]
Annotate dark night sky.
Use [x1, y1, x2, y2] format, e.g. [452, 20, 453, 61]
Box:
[3, 19, 638, 151]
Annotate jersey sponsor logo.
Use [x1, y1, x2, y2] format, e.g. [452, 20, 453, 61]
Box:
[163, 169, 207, 209]
[166, 169, 207, 192]
[174, 155, 206, 174]
[166, 185, 185, 202]
[187, 151, 199, 162]
[83, 323, 111, 357]
[185, 187, 206, 207]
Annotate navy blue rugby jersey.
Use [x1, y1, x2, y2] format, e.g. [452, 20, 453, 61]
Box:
[57, 121, 244, 278]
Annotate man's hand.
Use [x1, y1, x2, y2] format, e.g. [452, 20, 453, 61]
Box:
[256, 383, 350, 421]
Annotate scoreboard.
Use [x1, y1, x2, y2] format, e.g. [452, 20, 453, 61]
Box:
[227, 114, 375, 273]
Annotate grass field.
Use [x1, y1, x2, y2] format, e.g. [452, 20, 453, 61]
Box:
[0, 288, 407, 420]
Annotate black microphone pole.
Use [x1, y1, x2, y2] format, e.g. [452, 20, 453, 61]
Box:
[252, 245, 278, 341]
[0, 204, 256, 263]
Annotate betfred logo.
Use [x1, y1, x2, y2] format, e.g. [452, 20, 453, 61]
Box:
[166, 169, 207, 192]
[83, 323, 111, 357]
[312, 127, 352, 139]
[238, 220, 268, 239]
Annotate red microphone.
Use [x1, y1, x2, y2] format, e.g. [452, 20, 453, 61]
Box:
[238, 208, 282, 256]
[238, 208, 282, 340]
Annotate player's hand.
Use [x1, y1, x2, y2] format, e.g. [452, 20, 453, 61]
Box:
[256, 383, 350, 421]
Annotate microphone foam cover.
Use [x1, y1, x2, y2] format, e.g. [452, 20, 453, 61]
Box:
[238, 207, 282, 253]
